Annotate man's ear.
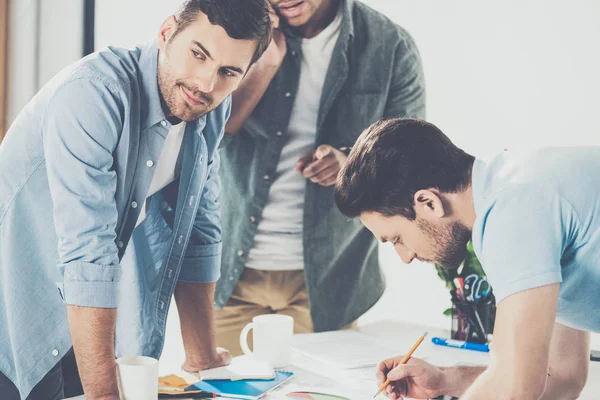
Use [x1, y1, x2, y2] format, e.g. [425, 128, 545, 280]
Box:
[413, 189, 446, 219]
[158, 15, 178, 49]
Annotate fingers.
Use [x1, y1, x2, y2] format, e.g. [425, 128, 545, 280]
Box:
[295, 150, 315, 172]
[301, 157, 336, 178]
[388, 381, 408, 399]
[181, 363, 201, 377]
[387, 363, 418, 381]
[377, 358, 398, 380]
[306, 164, 339, 186]
[314, 144, 333, 159]
[267, 4, 280, 29]
[217, 347, 233, 366]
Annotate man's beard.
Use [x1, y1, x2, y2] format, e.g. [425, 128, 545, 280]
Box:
[416, 218, 472, 269]
[158, 66, 214, 122]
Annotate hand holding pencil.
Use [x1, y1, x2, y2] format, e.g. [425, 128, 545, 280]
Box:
[374, 333, 449, 399]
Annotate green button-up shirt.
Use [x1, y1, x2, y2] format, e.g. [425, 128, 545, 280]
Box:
[216, 0, 426, 331]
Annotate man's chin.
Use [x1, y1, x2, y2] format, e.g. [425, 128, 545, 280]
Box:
[175, 105, 212, 122]
[438, 253, 468, 270]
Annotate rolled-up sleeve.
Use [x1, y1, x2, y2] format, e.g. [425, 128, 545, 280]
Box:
[43, 78, 123, 308]
[178, 99, 230, 283]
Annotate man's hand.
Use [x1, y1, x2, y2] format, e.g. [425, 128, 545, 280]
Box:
[182, 347, 233, 375]
[376, 357, 447, 399]
[257, 5, 287, 69]
[296, 145, 348, 187]
[175, 282, 233, 378]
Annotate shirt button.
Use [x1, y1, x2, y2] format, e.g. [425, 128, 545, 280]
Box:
[131, 201, 138, 209]
[178, 235, 184, 245]
[250, 216, 256, 223]
[146, 160, 154, 168]
[237, 250, 244, 257]
[160, 120, 167, 127]
[117, 241, 124, 248]
[291, 50, 296, 56]
[285, 92, 292, 98]
[52, 349, 59, 357]
[263, 175, 270, 181]
[276, 131, 283, 137]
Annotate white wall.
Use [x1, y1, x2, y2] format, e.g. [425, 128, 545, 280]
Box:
[7, 0, 83, 124]
[355, 0, 600, 346]
[94, 0, 600, 358]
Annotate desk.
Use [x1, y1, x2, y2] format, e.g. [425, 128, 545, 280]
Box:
[68, 320, 600, 400]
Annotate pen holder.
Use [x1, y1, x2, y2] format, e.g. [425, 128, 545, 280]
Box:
[451, 296, 495, 344]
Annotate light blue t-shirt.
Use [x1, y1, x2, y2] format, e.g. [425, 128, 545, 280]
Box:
[472, 147, 600, 333]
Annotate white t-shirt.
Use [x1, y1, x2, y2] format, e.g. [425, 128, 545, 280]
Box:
[136, 122, 186, 227]
[246, 9, 343, 271]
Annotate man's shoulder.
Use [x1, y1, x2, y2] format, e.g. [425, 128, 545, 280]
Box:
[350, 0, 414, 45]
[80, 46, 146, 89]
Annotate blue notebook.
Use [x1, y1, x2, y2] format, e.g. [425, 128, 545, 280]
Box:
[188, 370, 294, 399]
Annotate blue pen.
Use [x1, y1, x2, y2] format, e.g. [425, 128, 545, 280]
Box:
[431, 337, 490, 352]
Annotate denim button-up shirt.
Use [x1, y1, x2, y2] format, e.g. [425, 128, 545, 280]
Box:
[0, 43, 228, 398]
[217, 0, 426, 332]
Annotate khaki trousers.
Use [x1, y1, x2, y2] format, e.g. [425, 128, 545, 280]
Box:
[214, 268, 314, 356]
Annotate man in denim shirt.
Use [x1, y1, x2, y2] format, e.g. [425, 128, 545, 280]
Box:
[0, 1, 270, 399]
[215, 0, 426, 354]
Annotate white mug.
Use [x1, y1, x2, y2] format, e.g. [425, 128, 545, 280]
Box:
[116, 356, 158, 400]
[239, 314, 294, 368]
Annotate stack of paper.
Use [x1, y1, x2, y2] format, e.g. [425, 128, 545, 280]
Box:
[199, 355, 275, 381]
[292, 330, 398, 370]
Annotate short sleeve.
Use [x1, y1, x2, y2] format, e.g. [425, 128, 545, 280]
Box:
[475, 187, 567, 304]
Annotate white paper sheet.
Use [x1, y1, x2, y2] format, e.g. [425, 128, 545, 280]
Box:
[199, 355, 275, 380]
[292, 330, 398, 370]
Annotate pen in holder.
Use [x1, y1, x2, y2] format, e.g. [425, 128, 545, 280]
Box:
[450, 275, 495, 344]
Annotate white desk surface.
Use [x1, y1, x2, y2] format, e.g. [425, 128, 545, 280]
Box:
[68, 320, 600, 400]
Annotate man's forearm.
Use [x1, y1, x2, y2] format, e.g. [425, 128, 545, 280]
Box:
[225, 62, 279, 135]
[460, 367, 548, 400]
[67, 305, 119, 400]
[174, 281, 219, 368]
[440, 365, 485, 397]
[540, 366, 587, 400]
[440, 364, 577, 400]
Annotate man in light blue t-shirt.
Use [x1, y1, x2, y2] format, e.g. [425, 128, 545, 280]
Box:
[335, 118, 598, 399]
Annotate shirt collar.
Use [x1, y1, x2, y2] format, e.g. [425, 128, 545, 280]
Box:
[341, 0, 355, 39]
[285, 0, 354, 51]
[138, 42, 168, 131]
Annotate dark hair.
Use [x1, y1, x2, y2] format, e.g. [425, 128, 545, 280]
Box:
[335, 118, 475, 220]
[173, 0, 272, 66]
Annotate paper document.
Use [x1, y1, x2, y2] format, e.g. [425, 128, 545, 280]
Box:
[292, 330, 398, 370]
[199, 355, 275, 381]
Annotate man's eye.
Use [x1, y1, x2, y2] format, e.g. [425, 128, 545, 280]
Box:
[191, 50, 204, 59]
[221, 69, 235, 78]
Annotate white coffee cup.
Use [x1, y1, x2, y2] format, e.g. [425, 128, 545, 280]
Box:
[116, 356, 158, 400]
[239, 314, 294, 368]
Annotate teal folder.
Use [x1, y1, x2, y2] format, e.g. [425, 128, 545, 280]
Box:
[188, 370, 294, 399]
